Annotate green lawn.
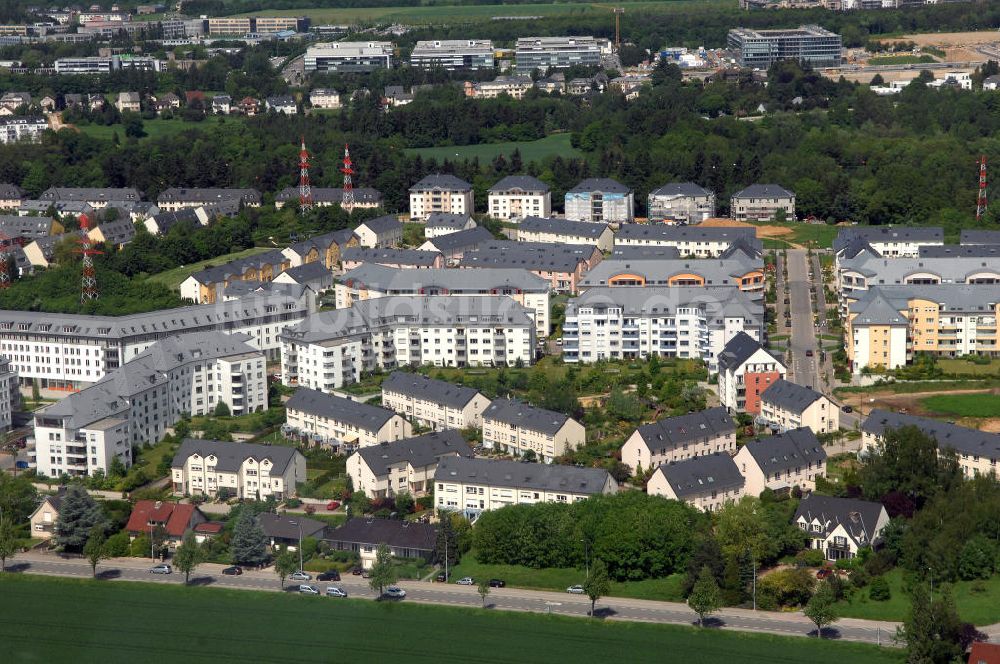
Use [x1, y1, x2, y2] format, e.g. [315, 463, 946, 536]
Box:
[937, 358, 1000, 376]
[752, 222, 840, 249]
[920, 394, 1000, 418]
[0, 574, 902, 664]
[868, 54, 936, 66]
[404, 133, 580, 164]
[148, 246, 273, 291]
[75, 118, 224, 141]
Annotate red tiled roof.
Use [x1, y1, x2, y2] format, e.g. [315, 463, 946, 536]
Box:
[126, 500, 198, 538]
[194, 521, 224, 534]
[970, 643, 1000, 664]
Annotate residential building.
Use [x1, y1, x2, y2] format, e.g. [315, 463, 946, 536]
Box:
[258, 513, 326, 551]
[211, 95, 231, 114]
[647, 182, 716, 224]
[562, 287, 765, 369]
[28, 493, 63, 540]
[968, 643, 1000, 664]
[0, 214, 61, 241]
[409, 174, 474, 220]
[283, 228, 359, 269]
[87, 218, 136, 249]
[179, 249, 290, 304]
[39, 187, 141, 209]
[835, 252, 1000, 304]
[716, 331, 786, 414]
[284, 387, 412, 449]
[410, 39, 494, 70]
[0, 355, 17, 432]
[424, 213, 476, 238]
[615, 225, 762, 258]
[335, 264, 550, 336]
[960, 229, 1000, 245]
[535, 73, 566, 93]
[418, 227, 494, 262]
[33, 332, 267, 478]
[578, 253, 765, 294]
[157, 188, 261, 211]
[326, 518, 436, 569]
[734, 428, 828, 496]
[0, 116, 47, 144]
[730, 184, 796, 222]
[647, 453, 745, 512]
[487, 176, 551, 221]
[309, 88, 341, 109]
[280, 296, 536, 390]
[341, 247, 444, 270]
[276, 187, 382, 210]
[304, 41, 394, 73]
[380, 372, 491, 431]
[621, 407, 737, 474]
[517, 216, 613, 252]
[171, 438, 306, 500]
[515, 36, 602, 72]
[727, 25, 843, 69]
[458, 240, 603, 294]
[0, 183, 23, 209]
[347, 429, 473, 499]
[834, 225, 943, 261]
[760, 379, 839, 434]
[354, 214, 402, 248]
[794, 494, 889, 561]
[565, 178, 634, 223]
[143, 208, 204, 236]
[115, 91, 141, 113]
[435, 456, 615, 516]
[0, 92, 30, 111]
[481, 397, 585, 462]
[273, 262, 333, 293]
[265, 95, 296, 114]
[466, 76, 534, 100]
[125, 500, 206, 550]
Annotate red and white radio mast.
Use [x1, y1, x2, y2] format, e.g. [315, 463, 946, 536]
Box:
[77, 213, 101, 302]
[976, 155, 988, 221]
[298, 136, 313, 215]
[341, 144, 355, 212]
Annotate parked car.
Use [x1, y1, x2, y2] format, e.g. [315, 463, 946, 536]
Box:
[785, 320, 792, 328]
[325, 586, 348, 598]
[326, 501, 341, 511]
[805, 349, 814, 357]
[149, 564, 172, 575]
[488, 579, 505, 588]
[435, 573, 447, 582]
[816, 568, 833, 580]
[317, 570, 341, 582]
[351, 566, 363, 576]
[299, 584, 320, 595]
[383, 586, 406, 599]
[456, 577, 474, 586]
[566, 585, 585, 594]
[362, 569, 372, 579]
[290, 571, 312, 581]
[222, 566, 242, 576]
[841, 405, 854, 413]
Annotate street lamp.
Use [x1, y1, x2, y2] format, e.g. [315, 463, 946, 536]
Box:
[580, 538, 590, 580]
[289, 520, 303, 571]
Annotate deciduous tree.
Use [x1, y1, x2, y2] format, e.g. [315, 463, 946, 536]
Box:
[804, 583, 838, 638]
[274, 550, 298, 589]
[0, 515, 17, 571]
[369, 543, 397, 598]
[173, 531, 203, 584]
[83, 526, 107, 578]
[583, 559, 611, 617]
[688, 565, 722, 627]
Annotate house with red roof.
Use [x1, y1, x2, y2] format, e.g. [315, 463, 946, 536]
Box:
[970, 643, 1000, 664]
[193, 521, 225, 544]
[126, 500, 207, 550]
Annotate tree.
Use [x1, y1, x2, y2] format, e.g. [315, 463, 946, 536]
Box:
[0, 515, 16, 571]
[584, 559, 611, 617]
[858, 425, 961, 509]
[274, 550, 298, 589]
[173, 531, 203, 584]
[804, 583, 838, 638]
[369, 543, 397, 598]
[54, 485, 108, 552]
[394, 491, 414, 515]
[230, 510, 269, 568]
[83, 526, 107, 578]
[688, 565, 722, 627]
[435, 512, 459, 575]
[212, 401, 231, 417]
[0, 472, 38, 523]
[477, 578, 491, 607]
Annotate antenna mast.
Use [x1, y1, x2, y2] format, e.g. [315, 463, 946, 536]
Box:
[341, 144, 355, 213]
[299, 136, 313, 215]
[77, 214, 101, 302]
[977, 155, 988, 221]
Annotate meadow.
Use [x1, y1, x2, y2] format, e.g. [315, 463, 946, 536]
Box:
[404, 133, 580, 163]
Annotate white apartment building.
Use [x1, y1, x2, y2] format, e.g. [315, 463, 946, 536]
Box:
[304, 41, 394, 72]
[614, 225, 762, 258]
[562, 287, 765, 371]
[354, 214, 403, 248]
[481, 398, 585, 463]
[380, 371, 490, 431]
[171, 439, 306, 500]
[285, 387, 411, 448]
[833, 226, 943, 261]
[564, 178, 634, 223]
[33, 332, 267, 478]
[733, 428, 827, 497]
[730, 184, 795, 222]
[157, 187, 262, 211]
[309, 88, 341, 109]
[424, 213, 476, 239]
[0, 356, 17, 432]
[647, 453, 745, 512]
[435, 456, 616, 517]
[409, 174, 474, 220]
[347, 429, 473, 499]
[39, 186, 141, 209]
[516, 216, 613, 253]
[621, 407, 737, 474]
[647, 182, 716, 225]
[0, 116, 46, 144]
[759, 379, 839, 435]
[410, 39, 494, 70]
[487, 176, 551, 221]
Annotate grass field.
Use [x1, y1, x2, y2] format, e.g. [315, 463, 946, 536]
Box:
[868, 54, 936, 66]
[148, 246, 273, 291]
[75, 118, 226, 141]
[404, 133, 580, 164]
[751, 222, 840, 249]
[920, 393, 1000, 418]
[937, 358, 1000, 376]
[0, 575, 903, 663]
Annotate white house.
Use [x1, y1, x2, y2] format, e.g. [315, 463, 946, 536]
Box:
[171, 438, 306, 500]
[487, 175, 551, 221]
[380, 371, 491, 431]
[793, 493, 889, 561]
[284, 387, 412, 449]
[346, 429, 473, 499]
[409, 174, 473, 220]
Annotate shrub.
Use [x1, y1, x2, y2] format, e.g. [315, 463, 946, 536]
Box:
[284, 498, 302, 508]
[757, 568, 815, 608]
[868, 576, 891, 601]
[795, 549, 825, 568]
[103, 531, 130, 558]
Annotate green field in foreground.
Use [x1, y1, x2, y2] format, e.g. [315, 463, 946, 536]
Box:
[0, 574, 902, 664]
[920, 393, 1000, 419]
[148, 246, 273, 290]
[404, 133, 580, 164]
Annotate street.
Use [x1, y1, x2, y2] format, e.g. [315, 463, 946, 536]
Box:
[786, 249, 820, 391]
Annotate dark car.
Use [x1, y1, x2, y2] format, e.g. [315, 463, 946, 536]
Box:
[435, 573, 447, 582]
[351, 566, 363, 576]
[488, 579, 505, 588]
[842, 405, 854, 413]
[317, 570, 341, 582]
[222, 566, 243, 576]
[805, 349, 814, 357]
[816, 568, 833, 580]
[785, 320, 792, 328]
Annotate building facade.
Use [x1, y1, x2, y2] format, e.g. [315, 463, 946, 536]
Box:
[481, 398, 586, 462]
[760, 379, 839, 435]
[487, 176, 552, 221]
[409, 174, 474, 220]
[380, 372, 491, 431]
[727, 25, 843, 69]
[304, 42, 394, 72]
[516, 216, 613, 253]
[621, 407, 737, 474]
[515, 36, 602, 72]
[733, 428, 828, 496]
[171, 438, 306, 500]
[285, 387, 412, 449]
[716, 332, 787, 414]
[647, 453, 746, 512]
[647, 182, 716, 224]
[564, 178, 634, 223]
[410, 40, 494, 70]
[347, 429, 473, 499]
[730, 184, 796, 222]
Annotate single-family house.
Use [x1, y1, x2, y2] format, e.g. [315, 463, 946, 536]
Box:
[125, 500, 207, 550]
[354, 215, 402, 248]
[326, 518, 437, 569]
[793, 493, 889, 561]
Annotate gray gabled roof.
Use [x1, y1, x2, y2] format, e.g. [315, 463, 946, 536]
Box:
[568, 287, 762, 321]
[634, 407, 736, 452]
[793, 493, 886, 547]
[341, 247, 442, 267]
[157, 188, 261, 205]
[357, 214, 401, 235]
[326, 517, 436, 551]
[567, 178, 630, 194]
[459, 240, 597, 273]
[731, 184, 793, 199]
[278, 261, 330, 283]
[834, 226, 942, 254]
[655, 452, 744, 499]
[340, 264, 549, 294]
[610, 245, 681, 260]
[848, 292, 910, 326]
[355, 429, 472, 476]
[285, 388, 399, 432]
[761, 379, 824, 415]
[424, 226, 493, 252]
[741, 427, 827, 474]
[862, 409, 1000, 459]
[276, 187, 382, 205]
[40, 187, 142, 203]
[483, 397, 575, 436]
[649, 182, 712, 198]
[258, 512, 326, 540]
[410, 174, 472, 192]
[918, 244, 1000, 258]
[0, 214, 56, 239]
[961, 229, 1000, 245]
[579, 254, 763, 289]
[0, 183, 24, 199]
[488, 175, 550, 194]
[435, 456, 611, 495]
[381, 371, 484, 409]
[172, 438, 302, 474]
[425, 212, 474, 229]
[519, 216, 609, 239]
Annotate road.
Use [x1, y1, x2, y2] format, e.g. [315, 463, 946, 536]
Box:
[9, 552, 902, 646]
[786, 249, 819, 391]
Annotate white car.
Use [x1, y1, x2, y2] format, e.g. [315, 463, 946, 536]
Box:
[456, 577, 474, 586]
[149, 564, 172, 575]
[299, 584, 320, 595]
[290, 571, 312, 581]
[566, 585, 585, 594]
[325, 586, 348, 598]
[383, 586, 406, 599]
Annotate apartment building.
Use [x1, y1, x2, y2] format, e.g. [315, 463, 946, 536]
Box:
[730, 184, 796, 222]
[341, 247, 444, 270]
[304, 42, 394, 73]
[34, 332, 266, 478]
[794, 494, 889, 561]
[564, 178, 634, 223]
[409, 174, 474, 220]
[647, 453, 745, 512]
[578, 254, 765, 294]
[481, 398, 585, 462]
[960, 229, 1000, 245]
[180, 249, 290, 304]
[380, 372, 490, 431]
[335, 265, 551, 337]
[0, 117, 47, 144]
[515, 36, 602, 72]
[435, 456, 616, 516]
[205, 16, 308, 35]
[410, 39, 494, 70]
[487, 176, 552, 221]
[418, 227, 493, 261]
[265, 95, 296, 114]
[0, 356, 17, 432]
[347, 429, 473, 499]
[282, 228, 359, 269]
[0, 183, 23, 209]
[285, 387, 411, 448]
[727, 25, 843, 69]
[115, 92, 141, 113]
[458, 241, 603, 294]
[836, 251, 1000, 304]
[621, 407, 737, 474]
[309, 88, 341, 109]
[354, 215, 403, 248]
[760, 379, 839, 434]
[424, 213, 476, 238]
[157, 188, 261, 211]
[39, 187, 142, 209]
[517, 216, 613, 253]
[562, 286, 764, 370]
[279, 295, 536, 390]
[615, 225, 762, 258]
[171, 438, 306, 500]
[647, 182, 716, 224]
[716, 332, 786, 414]
[733, 428, 828, 496]
[833, 226, 943, 261]
[466, 76, 534, 99]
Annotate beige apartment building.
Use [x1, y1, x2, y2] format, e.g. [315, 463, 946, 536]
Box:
[733, 428, 827, 497]
[759, 379, 839, 435]
[481, 398, 585, 463]
[170, 439, 306, 500]
[285, 387, 412, 449]
[346, 429, 473, 499]
[621, 407, 737, 474]
[647, 453, 745, 512]
[409, 174, 474, 220]
[380, 372, 490, 431]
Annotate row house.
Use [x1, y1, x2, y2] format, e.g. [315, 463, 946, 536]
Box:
[481, 397, 585, 463]
[171, 438, 306, 500]
[424, 213, 476, 239]
[380, 372, 490, 431]
[341, 246, 444, 270]
[615, 225, 762, 258]
[621, 407, 737, 474]
[347, 429, 473, 499]
[760, 379, 839, 435]
[458, 240, 603, 294]
[647, 453, 745, 512]
[275, 186, 383, 211]
[419, 227, 493, 262]
[516, 216, 613, 253]
[282, 228, 359, 269]
[156, 187, 262, 211]
[285, 387, 411, 449]
[733, 427, 828, 496]
[179, 249, 290, 304]
[354, 214, 402, 248]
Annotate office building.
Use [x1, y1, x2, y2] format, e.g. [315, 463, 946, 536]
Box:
[727, 25, 843, 69]
[515, 36, 601, 72]
[304, 41, 394, 73]
[410, 39, 494, 70]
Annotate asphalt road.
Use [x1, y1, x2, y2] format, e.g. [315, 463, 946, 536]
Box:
[786, 249, 819, 391]
[9, 553, 901, 646]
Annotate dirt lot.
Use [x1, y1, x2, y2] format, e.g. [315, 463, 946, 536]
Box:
[887, 31, 1000, 63]
[854, 386, 1000, 432]
[699, 217, 794, 242]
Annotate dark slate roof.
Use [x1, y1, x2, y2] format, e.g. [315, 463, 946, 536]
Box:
[961, 229, 1000, 245]
[793, 493, 886, 546]
[656, 452, 744, 499]
[435, 456, 611, 494]
[410, 174, 472, 192]
[279, 261, 330, 283]
[761, 379, 824, 415]
[92, 218, 137, 245]
[326, 517, 437, 551]
[741, 427, 827, 474]
[257, 512, 326, 540]
[0, 214, 55, 239]
[425, 226, 493, 252]
[358, 214, 402, 234]
[833, 226, 943, 255]
[717, 332, 766, 373]
[610, 245, 681, 260]
[0, 183, 24, 199]
[149, 208, 200, 233]
[459, 240, 596, 272]
[381, 371, 483, 409]
[157, 187, 261, 205]
[488, 175, 550, 193]
[285, 388, 398, 431]
[731, 184, 793, 199]
[567, 177, 630, 194]
[634, 407, 736, 452]
[649, 182, 712, 198]
[276, 187, 382, 205]
[341, 247, 441, 267]
[519, 216, 609, 239]
[861, 409, 1000, 459]
[171, 438, 301, 474]
[425, 212, 473, 229]
[918, 244, 1000, 259]
[483, 397, 574, 436]
[356, 430, 472, 476]
[286, 228, 358, 257]
[719, 236, 764, 260]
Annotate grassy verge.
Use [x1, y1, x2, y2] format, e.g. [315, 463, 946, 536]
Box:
[404, 133, 580, 164]
[920, 394, 1000, 418]
[0, 574, 902, 663]
[868, 54, 936, 65]
[834, 379, 999, 397]
[148, 246, 272, 290]
[936, 358, 1000, 376]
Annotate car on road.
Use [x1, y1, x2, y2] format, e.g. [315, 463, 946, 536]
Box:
[149, 564, 172, 575]
[383, 586, 406, 599]
[566, 585, 585, 594]
[351, 566, 363, 576]
[222, 566, 242, 576]
[785, 320, 792, 328]
[290, 571, 312, 581]
[325, 586, 348, 598]
[299, 584, 320, 595]
[488, 579, 506, 588]
[317, 570, 341, 581]
[435, 573, 447, 582]
[326, 500, 341, 511]
[805, 349, 814, 357]
[842, 405, 854, 413]
[456, 577, 474, 585]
